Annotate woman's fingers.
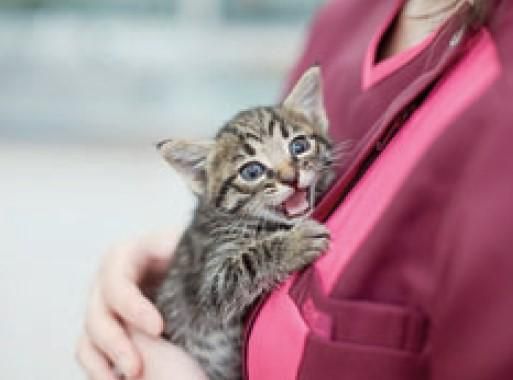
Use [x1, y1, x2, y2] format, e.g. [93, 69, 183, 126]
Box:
[103, 277, 163, 337]
[76, 230, 180, 380]
[100, 244, 165, 336]
[85, 286, 142, 377]
[76, 334, 119, 380]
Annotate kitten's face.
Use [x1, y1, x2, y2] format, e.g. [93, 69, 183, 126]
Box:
[158, 66, 336, 224]
[206, 106, 332, 223]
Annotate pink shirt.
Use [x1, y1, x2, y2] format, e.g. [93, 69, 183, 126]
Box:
[246, 7, 500, 379]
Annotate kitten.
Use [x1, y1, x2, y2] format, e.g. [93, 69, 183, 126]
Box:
[155, 67, 337, 380]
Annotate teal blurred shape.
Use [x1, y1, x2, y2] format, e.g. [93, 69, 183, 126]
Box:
[0, 0, 175, 13]
[222, 0, 321, 22]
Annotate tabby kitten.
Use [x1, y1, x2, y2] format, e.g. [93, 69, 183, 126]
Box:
[155, 67, 336, 380]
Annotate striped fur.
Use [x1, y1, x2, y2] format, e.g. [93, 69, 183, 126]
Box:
[154, 67, 342, 380]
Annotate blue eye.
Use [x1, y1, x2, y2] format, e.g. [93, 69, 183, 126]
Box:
[289, 136, 311, 156]
[240, 161, 266, 181]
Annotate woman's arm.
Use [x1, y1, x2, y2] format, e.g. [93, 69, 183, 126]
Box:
[75, 229, 190, 379]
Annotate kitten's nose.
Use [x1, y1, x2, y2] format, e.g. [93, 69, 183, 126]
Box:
[277, 163, 297, 186]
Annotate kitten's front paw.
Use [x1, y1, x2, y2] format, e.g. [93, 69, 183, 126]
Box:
[289, 219, 330, 262]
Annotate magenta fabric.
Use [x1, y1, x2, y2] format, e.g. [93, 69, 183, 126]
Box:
[247, 18, 499, 380]
[245, 0, 513, 379]
[317, 28, 499, 292]
[246, 279, 306, 379]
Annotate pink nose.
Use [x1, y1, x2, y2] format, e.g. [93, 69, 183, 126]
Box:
[277, 164, 297, 185]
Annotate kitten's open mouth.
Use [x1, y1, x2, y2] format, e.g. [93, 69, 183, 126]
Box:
[282, 186, 314, 218]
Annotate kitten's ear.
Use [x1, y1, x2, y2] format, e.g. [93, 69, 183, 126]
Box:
[156, 139, 214, 195]
[282, 66, 328, 132]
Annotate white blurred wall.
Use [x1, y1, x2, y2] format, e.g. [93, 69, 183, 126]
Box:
[0, 142, 196, 379]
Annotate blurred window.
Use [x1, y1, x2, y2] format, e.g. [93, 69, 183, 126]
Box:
[1, 0, 321, 22]
[0, 0, 175, 13]
[222, 0, 319, 22]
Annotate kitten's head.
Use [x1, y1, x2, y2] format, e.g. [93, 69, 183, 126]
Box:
[157, 66, 336, 224]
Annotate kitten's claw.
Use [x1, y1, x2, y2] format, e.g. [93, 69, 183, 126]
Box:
[290, 220, 330, 262]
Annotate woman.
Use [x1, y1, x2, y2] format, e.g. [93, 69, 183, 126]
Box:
[77, 0, 513, 379]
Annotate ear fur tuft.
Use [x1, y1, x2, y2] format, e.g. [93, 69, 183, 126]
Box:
[157, 139, 214, 195]
[282, 66, 328, 132]
[155, 139, 172, 150]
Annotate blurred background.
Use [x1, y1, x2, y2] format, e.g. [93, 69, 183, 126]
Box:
[0, 0, 320, 378]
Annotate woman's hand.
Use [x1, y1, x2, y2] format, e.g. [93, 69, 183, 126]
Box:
[76, 229, 181, 379]
[129, 329, 208, 380]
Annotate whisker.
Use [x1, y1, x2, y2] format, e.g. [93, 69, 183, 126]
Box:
[309, 182, 316, 209]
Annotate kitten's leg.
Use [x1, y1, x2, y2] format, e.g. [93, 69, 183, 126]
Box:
[202, 220, 329, 319]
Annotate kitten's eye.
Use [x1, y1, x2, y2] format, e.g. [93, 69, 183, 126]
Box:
[240, 161, 266, 181]
[289, 136, 311, 156]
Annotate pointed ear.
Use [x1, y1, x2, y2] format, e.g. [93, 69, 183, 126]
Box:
[156, 139, 214, 195]
[282, 66, 328, 132]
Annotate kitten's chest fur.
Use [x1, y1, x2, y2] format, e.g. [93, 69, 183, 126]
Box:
[155, 208, 278, 380]
[157, 206, 278, 328]
[155, 210, 246, 380]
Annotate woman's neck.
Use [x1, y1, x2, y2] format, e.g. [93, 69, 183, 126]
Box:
[404, 0, 468, 19]
[378, 0, 472, 61]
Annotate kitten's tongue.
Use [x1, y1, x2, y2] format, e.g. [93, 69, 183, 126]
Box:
[284, 190, 310, 217]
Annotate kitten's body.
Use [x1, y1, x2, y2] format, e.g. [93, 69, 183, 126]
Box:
[156, 204, 329, 380]
[154, 68, 339, 380]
